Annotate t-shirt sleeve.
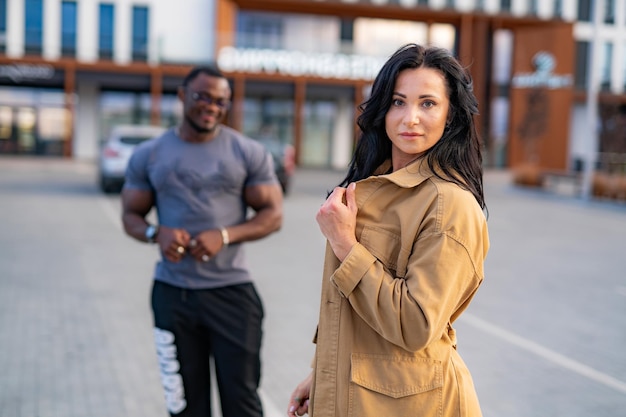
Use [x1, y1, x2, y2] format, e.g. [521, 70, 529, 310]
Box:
[244, 141, 279, 187]
[123, 142, 153, 191]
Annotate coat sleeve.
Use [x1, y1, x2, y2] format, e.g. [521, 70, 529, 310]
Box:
[330, 206, 487, 351]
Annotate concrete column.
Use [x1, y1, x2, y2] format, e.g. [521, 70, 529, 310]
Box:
[6, 0, 24, 57]
[581, 0, 604, 199]
[115, 1, 131, 64]
[74, 80, 99, 160]
[43, 0, 60, 59]
[77, 0, 98, 62]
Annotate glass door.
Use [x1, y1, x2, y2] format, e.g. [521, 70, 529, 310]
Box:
[0, 106, 13, 153]
[241, 81, 294, 147]
[302, 84, 355, 169]
[301, 100, 335, 167]
[16, 107, 36, 153]
[0, 87, 67, 156]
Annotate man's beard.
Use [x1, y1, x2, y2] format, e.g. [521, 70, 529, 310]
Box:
[185, 115, 216, 134]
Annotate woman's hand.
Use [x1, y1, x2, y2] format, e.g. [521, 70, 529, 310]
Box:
[287, 371, 312, 416]
[316, 182, 358, 261]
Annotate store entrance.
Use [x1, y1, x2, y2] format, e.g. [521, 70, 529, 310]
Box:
[0, 87, 69, 156]
[240, 81, 295, 148]
[0, 106, 36, 154]
[302, 84, 355, 169]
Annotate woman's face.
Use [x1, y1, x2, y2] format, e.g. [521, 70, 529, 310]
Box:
[385, 67, 450, 171]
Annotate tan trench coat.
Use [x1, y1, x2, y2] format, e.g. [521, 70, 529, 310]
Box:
[309, 160, 489, 417]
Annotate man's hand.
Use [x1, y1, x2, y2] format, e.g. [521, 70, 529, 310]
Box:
[157, 226, 191, 263]
[188, 229, 225, 263]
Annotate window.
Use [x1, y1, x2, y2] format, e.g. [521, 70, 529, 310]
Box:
[476, 0, 485, 11]
[417, 0, 428, 6]
[99, 91, 179, 140]
[339, 18, 353, 53]
[574, 41, 590, 90]
[445, 0, 455, 8]
[61, 1, 77, 57]
[577, 0, 591, 22]
[529, 0, 538, 15]
[500, 0, 512, 12]
[601, 42, 613, 91]
[132, 6, 149, 61]
[340, 18, 353, 42]
[553, 0, 563, 17]
[0, 0, 6, 52]
[236, 12, 283, 49]
[604, 0, 615, 24]
[24, 0, 43, 55]
[99, 3, 115, 60]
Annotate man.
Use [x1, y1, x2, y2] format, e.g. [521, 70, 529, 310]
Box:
[121, 65, 283, 417]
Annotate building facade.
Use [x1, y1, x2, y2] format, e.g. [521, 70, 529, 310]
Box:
[0, 0, 624, 172]
[0, 0, 216, 159]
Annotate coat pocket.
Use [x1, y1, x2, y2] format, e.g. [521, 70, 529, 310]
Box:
[349, 353, 443, 417]
[360, 226, 406, 277]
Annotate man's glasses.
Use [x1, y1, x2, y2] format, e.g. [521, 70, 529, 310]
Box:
[190, 92, 231, 110]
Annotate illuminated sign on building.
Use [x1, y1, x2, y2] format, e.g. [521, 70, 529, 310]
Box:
[511, 51, 573, 89]
[217, 46, 386, 80]
[0, 64, 55, 83]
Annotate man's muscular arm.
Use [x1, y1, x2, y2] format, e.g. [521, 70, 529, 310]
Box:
[121, 188, 190, 263]
[228, 182, 283, 244]
[121, 188, 155, 242]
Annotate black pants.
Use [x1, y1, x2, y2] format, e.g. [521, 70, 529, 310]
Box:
[151, 280, 264, 417]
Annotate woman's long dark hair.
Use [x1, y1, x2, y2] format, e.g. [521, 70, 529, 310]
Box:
[339, 43, 486, 210]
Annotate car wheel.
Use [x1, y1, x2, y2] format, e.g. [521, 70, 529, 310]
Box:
[281, 178, 290, 195]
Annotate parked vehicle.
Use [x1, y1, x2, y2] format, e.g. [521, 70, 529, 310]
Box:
[256, 136, 296, 194]
[98, 124, 166, 193]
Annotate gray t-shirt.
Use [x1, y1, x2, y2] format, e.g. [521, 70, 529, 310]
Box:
[124, 126, 278, 290]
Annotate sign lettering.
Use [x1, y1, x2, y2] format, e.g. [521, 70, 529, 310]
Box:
[217, 46, 386, 81]
[0, 64, 55, 83]
[511, 51, 572, 89]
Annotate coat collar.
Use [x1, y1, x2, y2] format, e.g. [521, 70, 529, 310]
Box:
[365, 158, 438, 189]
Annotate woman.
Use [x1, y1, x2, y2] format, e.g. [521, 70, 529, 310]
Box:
[287, 43, 489, 417]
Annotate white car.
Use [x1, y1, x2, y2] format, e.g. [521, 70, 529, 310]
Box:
[98, 124, 166, 193]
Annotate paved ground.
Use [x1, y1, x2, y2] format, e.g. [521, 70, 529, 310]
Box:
[0, 156, 625, 417]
